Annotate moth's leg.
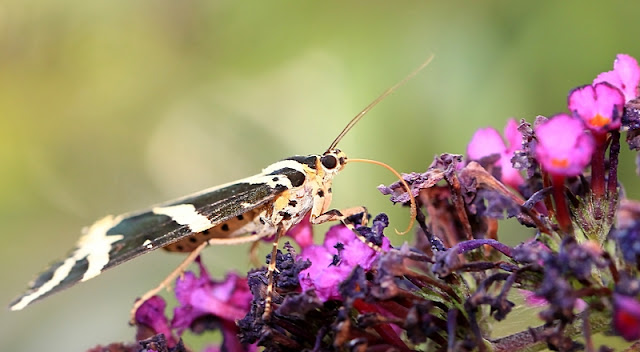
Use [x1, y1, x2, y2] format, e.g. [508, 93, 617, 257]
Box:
[129, 240, 208, 323]
[262, 223, 287, 320]
[313, 206, 384, 253]
[312, 206, 368, 225]
[130, 233, 268, 323]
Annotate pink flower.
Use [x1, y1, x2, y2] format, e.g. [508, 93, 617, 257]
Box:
[534, 114, 594, 176]
[467, 118, 524, 188]
[172, 260, 252, 335]
[284, 214, 314, 249]
[568, 82, 624, 134]
[298, 215, 390, 302]
[134, 296, 177, 346]
[594, 54, 640, 102]
[519, 289, 587, 312]
[262, 214, 314, 249]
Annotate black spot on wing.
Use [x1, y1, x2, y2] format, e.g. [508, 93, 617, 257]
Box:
[186, 182, 286, 224]
[103, 181, 285, 268]
[285, 155, 318, 169]
[267, 168, 306, 188]
[11, 179, 286, 310]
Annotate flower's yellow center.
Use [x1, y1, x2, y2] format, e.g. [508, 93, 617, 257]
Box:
[551, 158, 569, 168]
[589, 114, 610, 127]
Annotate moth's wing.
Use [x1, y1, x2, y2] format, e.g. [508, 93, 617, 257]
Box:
[9, 178, 289, 311]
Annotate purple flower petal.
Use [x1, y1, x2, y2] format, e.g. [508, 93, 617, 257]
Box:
[299, 264, 352, 301]
[298, 223, 388, 302]
[594, 54, 640, 102]
[171, 260, 251, 334]
[534, 114, 595, 176]
[134, 296, 176, 346]
[568, 82, 624, 133]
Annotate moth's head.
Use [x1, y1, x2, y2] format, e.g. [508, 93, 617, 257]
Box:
[319, 149, 347, 175]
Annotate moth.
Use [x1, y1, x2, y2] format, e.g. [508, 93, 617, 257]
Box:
[9, 58, 429, 317]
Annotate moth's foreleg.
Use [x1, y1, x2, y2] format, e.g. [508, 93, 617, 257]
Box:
[313, 206, 384, 253]
[311, 206, 368, 225]
[262, 223, 287, 320]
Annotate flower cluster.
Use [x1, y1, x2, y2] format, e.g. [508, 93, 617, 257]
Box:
[90, 54, 640, 352]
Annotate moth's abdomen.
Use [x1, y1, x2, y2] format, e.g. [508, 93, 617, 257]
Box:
[163, 207, 269, 252]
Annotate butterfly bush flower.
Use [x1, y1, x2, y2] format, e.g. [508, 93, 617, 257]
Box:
[534, 114, 594, 233]
[261, 213, 314, 249]
[568, 82, 624, 134]
[130, 258, 255, 352]
[467, 118, 524, 189]
[93, 53, 640, 352]
[135, 295, 177, 346]
[171, 261, 252, 334]
[298, 214, 391, 301]
[534, 114, 594, 177]
[568, 82, 624, 206]
[594, 53, 640, 102]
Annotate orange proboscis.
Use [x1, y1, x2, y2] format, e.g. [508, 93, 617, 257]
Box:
[348, 158, 416, 235]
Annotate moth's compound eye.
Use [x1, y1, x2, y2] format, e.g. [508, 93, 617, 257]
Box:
[321, 155, 338, 169]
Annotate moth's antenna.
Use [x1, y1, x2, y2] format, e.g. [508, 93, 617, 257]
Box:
[326, 54, 434, 152]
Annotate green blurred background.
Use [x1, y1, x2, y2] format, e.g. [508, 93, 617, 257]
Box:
[2, 1, 640, 351]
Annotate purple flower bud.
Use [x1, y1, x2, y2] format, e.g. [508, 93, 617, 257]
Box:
[594, 54, 640, 102]
[298, 222, 390, 302]
[534, 114, 594, 176]
[613, 293, 640, 341]
[568, 82, 624, 134]
[467, 118, 524, 188]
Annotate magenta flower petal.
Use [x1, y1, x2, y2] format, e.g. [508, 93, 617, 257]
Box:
[298, 222, 388, 302]
[467, 119, 524, 189]
[324, 224, 390, 269]
[285, 214, 314, 249]
[534, 114, 595, 176]
[134, 296, 176, 345]
[171, 260, 251, 334]
[518, 289, 548, 307]
[613, 294, 640, 341]
[594, 54, 640, 102]
[323, 225, 357, 253]
[261, 214, 314, 249]
[467, 127, 506, 160]
[503, 118, 523, 153]
[299, 264, 352, 301]
[298, 237, 348, 301]
[568, 83, 624, 133]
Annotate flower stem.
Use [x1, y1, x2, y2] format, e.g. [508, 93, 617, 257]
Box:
[590, 133, 609, 219]
[551, 174, 573, 235]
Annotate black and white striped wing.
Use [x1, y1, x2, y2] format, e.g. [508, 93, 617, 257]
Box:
[9, 175, 291, 311]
